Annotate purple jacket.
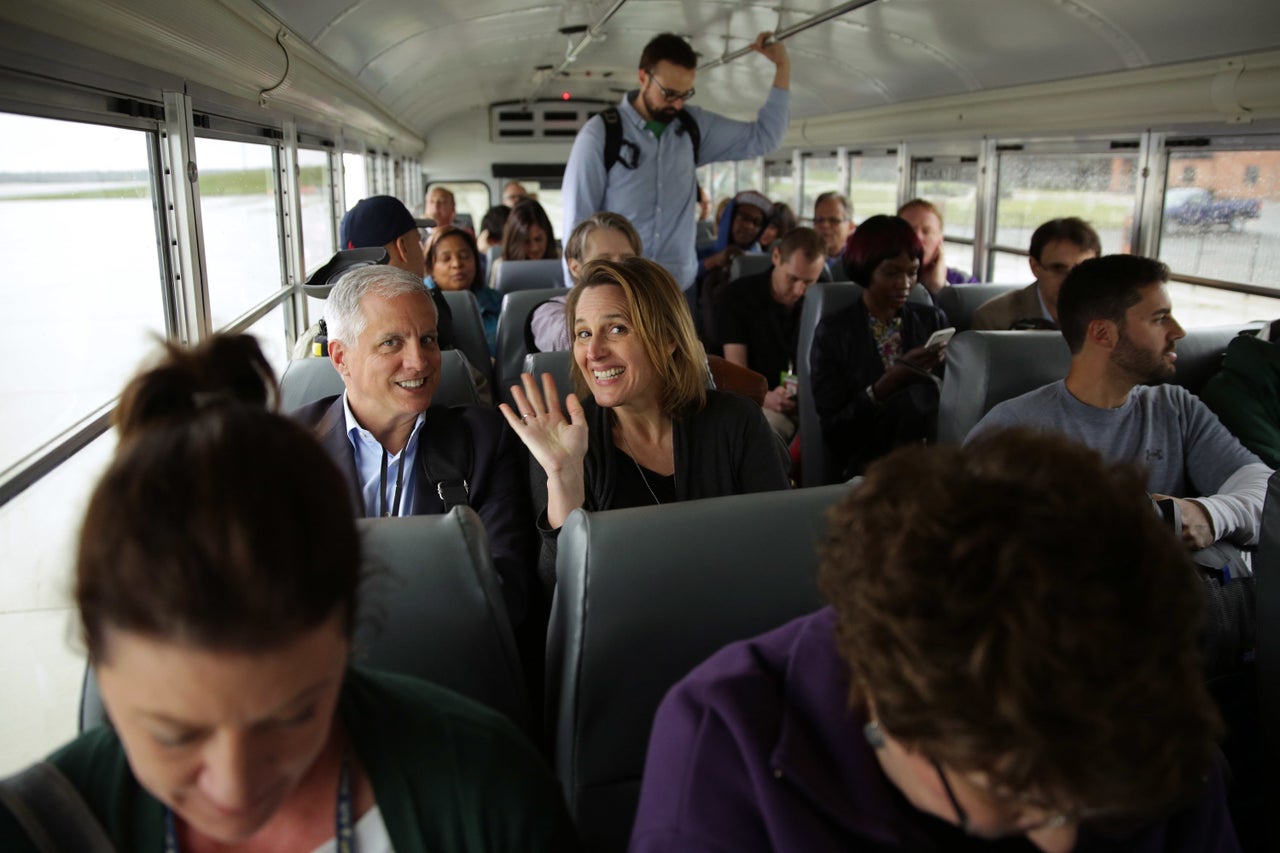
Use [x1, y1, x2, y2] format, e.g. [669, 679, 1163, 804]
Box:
[630, 608, 1240, 852]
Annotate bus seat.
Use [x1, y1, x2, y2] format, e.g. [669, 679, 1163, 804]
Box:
[82, 507, 533, 738]
[495, 259, 564, 293]
[486, 244, 502, 268]
[797, 282, 864, 487]
[937, 330, 1071, 444]
[937, 323, 1263, 445]
[440, 289, 496, 389]
[522, 350, 573, 411]
[728, 252, 771, 282]
[546, 484, 851, 853]
[935, 283, 1022, 332]
[1167, 322, 1264, 395]
[280, 348, 480, 412]
[496, 288, 567, 408]
[351, 509, 532, 736]
[1257, 469, 1280, 819]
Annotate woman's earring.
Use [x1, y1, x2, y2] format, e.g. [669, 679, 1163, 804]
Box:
[863, 720, 886, 750]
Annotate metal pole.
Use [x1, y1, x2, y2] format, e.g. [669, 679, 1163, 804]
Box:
[562, 0, 630, 68]
[698, 0, 881, 71]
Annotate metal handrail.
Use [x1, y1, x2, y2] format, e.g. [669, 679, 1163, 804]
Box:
[699, 0, 882, 71]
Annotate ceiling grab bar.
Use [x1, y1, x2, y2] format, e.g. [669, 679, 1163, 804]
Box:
[698, 0, 882, 71]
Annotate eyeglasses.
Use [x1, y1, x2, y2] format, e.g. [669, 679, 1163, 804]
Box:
[645, 69, 695, 103]
[931, 758, 1074, 835]
[813, 216, 848, 226]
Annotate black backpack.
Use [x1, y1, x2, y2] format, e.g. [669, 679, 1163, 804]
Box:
[600, 105, 701, 171]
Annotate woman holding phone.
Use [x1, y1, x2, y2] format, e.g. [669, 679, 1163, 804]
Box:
[810, 214, 951, 481]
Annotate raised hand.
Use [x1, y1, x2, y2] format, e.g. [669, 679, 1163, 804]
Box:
[499, 372, 589, 528]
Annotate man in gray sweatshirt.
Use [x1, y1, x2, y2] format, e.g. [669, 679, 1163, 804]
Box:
[970, 254, 1270, 549]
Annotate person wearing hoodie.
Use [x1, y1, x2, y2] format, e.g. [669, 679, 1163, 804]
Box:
[694, 190, 772, 340]
[1200, 321, 1280, 468]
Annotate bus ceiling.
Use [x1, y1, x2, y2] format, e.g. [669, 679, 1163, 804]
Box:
[1, 0, 1279, 141]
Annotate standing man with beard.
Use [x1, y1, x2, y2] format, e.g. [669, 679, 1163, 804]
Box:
[561, 32, 790, 291]
[970, 255, 1270, 549]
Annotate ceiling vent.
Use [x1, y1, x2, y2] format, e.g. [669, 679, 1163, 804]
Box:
[490, 99, 611, 143]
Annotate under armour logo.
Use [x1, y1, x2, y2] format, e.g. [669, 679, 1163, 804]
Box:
[1146, 449, 1164, 462]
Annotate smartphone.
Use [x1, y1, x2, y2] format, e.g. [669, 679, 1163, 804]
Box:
[924, 327, 956, 350]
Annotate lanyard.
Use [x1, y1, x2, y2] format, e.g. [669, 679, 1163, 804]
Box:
[164, 761, 353, 853]
[378, 446, 406, 518]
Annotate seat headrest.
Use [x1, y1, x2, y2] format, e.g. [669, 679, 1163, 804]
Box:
[303, 247, 390, 299]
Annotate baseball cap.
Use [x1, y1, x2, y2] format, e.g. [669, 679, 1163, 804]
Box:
[339, 195, 418, 249]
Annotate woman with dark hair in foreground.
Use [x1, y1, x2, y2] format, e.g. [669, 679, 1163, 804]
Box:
[0, 335, 577, 852]
[632, 429, 1237, 852]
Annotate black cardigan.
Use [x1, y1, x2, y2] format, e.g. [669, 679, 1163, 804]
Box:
[531, 389, 790, 592]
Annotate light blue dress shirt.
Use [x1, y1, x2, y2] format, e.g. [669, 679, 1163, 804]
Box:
[561, 87, 791, 289]
[343, 392, 426, 518]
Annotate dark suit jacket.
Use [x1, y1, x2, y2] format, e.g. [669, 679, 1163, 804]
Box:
[293, 396, 539, 627]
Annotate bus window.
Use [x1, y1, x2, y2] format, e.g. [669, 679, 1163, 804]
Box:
[1161, 146, 1280, 323]
[299, 148, 336, 327]
[0, 112, 165, 474]
[0, 430, 116, 773]
[737, 158, 764, 193]
[990, 150, 1138, 282]
[195, 138, 284, 330]
[701, 162, 736, 211]
[342, 151, 368, 208]
[763, 158, 795, 208]
[243, 302, 290, 377]
[426, 180, 490, 234]
[912, 157, 978, 276]
[849, 154, 898, 222]
[298, 148, 336, 274]
[801, 153, 841, 221]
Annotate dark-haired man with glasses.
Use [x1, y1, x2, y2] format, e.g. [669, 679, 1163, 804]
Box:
[972, 217, 1101, 330]
[562, 31, 790, 292]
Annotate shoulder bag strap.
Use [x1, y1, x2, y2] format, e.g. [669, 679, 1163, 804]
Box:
[0, 761, 114, 852]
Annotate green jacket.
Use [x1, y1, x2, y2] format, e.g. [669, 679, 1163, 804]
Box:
[0, 668, 580, 852]
[1200, 332, 1280, 468]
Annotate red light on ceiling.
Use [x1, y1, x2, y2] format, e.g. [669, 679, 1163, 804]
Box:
[562, 91, 571, 101]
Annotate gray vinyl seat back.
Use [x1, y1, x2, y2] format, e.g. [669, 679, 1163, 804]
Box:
[1165, 322, 1263, 395]
[937, 323, 1262, 445]
[937, 330, 1071, 444]
[548, 484, 851, 852]
[935, 283, 1022, 332]
[486, 244, 502, 268]
[440, 289, 496, 389]
[522, 350, 574, 412]
[279, 348, 480, 412]
[495, 258, 565, 294]
[1257, 470, 1280, 794]
[728, 251, 771, 282]
[797, 282, 864, 486]
[351, 509, 531, 735]
[496, 288, 567, 408]
[82, 508, 532, 737]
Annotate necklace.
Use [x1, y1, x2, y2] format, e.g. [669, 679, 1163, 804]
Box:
[618, 430, 661, 505]
[164, 760, 353, 852]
